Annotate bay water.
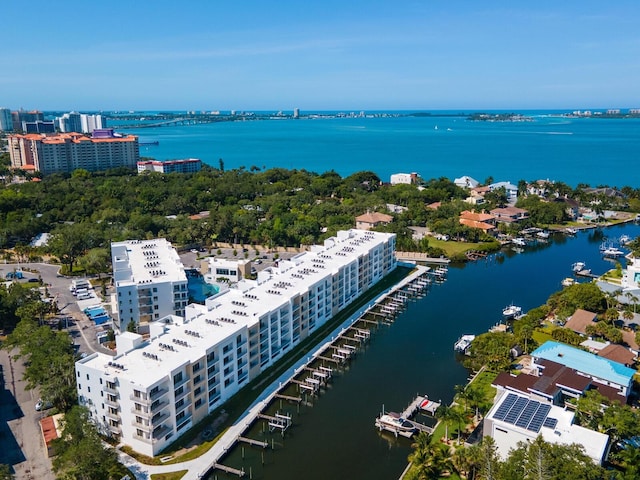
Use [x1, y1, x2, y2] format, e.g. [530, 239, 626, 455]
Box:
[120, 112, 640, 188]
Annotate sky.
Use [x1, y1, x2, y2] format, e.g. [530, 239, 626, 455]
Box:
[2, 1, 640, 111]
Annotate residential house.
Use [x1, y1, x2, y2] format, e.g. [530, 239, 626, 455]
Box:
[453, 175, 479, 189]
[597, 344, 636, 367]
[489, 181, 519, 204]
[490, 206, 529, 224]
[459, 210, 496, 233]
[355, 212, 393, 231]
[564, 309, 597, 336]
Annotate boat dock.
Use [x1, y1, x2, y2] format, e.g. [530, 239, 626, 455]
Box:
[188, 265, 448, 480]
[401, 395, 441, 417]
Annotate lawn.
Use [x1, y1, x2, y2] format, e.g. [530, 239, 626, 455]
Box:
[150, 471, 187, 480]
[428, 238, 499, 257]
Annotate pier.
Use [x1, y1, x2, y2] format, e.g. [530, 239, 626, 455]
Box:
[187, 265, 446, 480]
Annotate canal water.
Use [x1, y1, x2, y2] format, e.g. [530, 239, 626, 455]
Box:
[207, 222, 640, 480]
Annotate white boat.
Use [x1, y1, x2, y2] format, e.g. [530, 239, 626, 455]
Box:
[602, 247, 625, 258]
[572, 261, 586, 273]
[536, 231, 550, 239]
[512, 237, 526, 247]
[502, 304, 522, 318]
[454, 334, 475, 353]
[561, 277, 575, 287]
[619, 235, 631, 245]
[564, 227, 578, 235]
[375, 412, 416, 438]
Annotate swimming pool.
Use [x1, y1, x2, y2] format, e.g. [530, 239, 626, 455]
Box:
[187, 275, 220, 303]
[84, 306, 107, 318]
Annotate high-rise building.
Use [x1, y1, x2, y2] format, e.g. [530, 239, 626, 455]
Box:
[11, 110, 44, 131]
[0, 108, 12, 131]
[76, 230, 397, 456]
[7, 129, 139, 174]
[22, 120, 55, 133]
[80, 113, 105, 133]
[111, 239, 189, 332]
[56, 112, 82, 133]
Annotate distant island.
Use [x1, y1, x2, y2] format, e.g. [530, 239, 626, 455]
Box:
[468, 112, 533, 122]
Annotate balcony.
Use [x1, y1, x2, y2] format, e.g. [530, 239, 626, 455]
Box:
[131, 419, 152, 432]
[153, 424, 172, 440]
[105, 409, 120, 421]
[150, 399, 169, 413]
[104, 396, 119, 408]
[174, 384, 191, 401]
[150, 387, 168, 401]
[103, 384, 118, 395]
[108, 423, 122, 436]
[130, 393, 151, 405]
[151, 411, 170, 425]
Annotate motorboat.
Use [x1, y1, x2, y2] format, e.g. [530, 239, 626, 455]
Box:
[619, 235, 631, 245]
[564, 227, 578, 235]
[454, 334, 475, 353]
[502, 304, 522, 319]
[561, 277, 576, 287]
[602, 247, 625, 258]
[375, 412, 416, 438]
[512, 237, 527, 247]
[572, 261, 586, 273]
[536, 231, 550, 239]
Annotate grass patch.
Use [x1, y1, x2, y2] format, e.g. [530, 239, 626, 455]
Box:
[428, 238, 499, 258]
[129, 266, 415, 464]
[532, 328, 554, 345]
[151, 471, 188, 480]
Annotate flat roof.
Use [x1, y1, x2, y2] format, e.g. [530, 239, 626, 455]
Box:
[84, 230, 395, 387]
[112, 238, 187, 286]
[531, 341, 635, 387]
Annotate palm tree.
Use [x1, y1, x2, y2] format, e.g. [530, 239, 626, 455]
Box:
[408, 432, 453, 480]
[435, 404, 455, 442]
[625, 291, 639, 314]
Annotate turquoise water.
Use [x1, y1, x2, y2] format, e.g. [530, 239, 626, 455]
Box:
[120, 112, 640, 187]
[187, 275, 220, 303]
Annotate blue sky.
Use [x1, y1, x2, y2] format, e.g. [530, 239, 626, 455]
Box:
[3, 1, 640, 111]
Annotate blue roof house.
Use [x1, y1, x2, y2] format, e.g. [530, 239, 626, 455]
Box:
[531, 341, 635, 400]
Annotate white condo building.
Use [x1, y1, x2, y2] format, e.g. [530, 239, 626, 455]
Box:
[77, 230, 396, 456]
[111, 239, 189, 332]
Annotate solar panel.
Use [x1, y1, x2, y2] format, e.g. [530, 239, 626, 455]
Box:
[515, 400, 540, 428]
[527, 404, 552, 432]
[493, 393, 517, 421]
[543, 417, 558, 430]
[504, 397, 529, 424]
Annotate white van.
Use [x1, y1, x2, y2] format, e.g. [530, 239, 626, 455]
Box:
[77, 292, 92, 300]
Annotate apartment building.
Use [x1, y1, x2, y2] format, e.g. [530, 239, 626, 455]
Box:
[76, 230, 396, 456]
[137, 158, 202, 174]
[111, 239, 189, 332]
[7, 129, 139, 174]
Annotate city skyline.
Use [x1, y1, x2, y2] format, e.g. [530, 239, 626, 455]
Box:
[3, 1, 640, 111]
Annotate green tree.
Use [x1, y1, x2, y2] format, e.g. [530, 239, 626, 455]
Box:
[52, 406, 122, 480]
[0, 464, 14, 480]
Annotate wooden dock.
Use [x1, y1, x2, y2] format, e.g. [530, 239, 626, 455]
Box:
[275, 393, 302, 403]
[213, 463, 245, 477]
[401, 395, 440, 418]
[238, 436, 269, 448]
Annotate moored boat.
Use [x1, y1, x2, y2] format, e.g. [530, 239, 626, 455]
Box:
[561, 277, 575, 287]
[454, 334, 475, 353]
[572, 261, 586, 273]
[602, 247, 625, 258]
[375, 412, 416, 438]
[512, 237, 526, 247]
[502, 304, 522, 319]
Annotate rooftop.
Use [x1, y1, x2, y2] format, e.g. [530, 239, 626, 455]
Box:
[112, 238, 187, 287]
[82, 230, 395, 387]
[531, 341, 635, 388]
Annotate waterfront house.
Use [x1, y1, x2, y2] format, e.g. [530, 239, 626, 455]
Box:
[530, 341, 635, 400]
[490, 206, 529, 224]
[488, 181, 519, 204]
[390, 172, 418, 185]
[355, 212, 393, 230]
[453, 175, 479, 189]
[564, 309, 597, 336]
[553, 197, 580, 221]
[459, 210, 496, 233]
[484, 390, 610, 465]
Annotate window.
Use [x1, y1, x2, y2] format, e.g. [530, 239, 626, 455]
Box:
[175, 398, 184, 410]
[195, 398, 203, 409]
[194, 386, 202, 397]
[173, 372, 183, 384]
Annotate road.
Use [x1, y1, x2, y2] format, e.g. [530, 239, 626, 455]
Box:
[0, 348, 54, 479]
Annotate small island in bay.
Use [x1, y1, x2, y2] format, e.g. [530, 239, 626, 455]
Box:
[468, 112, 533, 122]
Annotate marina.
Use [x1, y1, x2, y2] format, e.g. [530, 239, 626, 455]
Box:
[201, 222, 640, 480]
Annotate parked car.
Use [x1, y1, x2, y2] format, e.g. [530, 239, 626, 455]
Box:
[35, 399, 53, 411]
